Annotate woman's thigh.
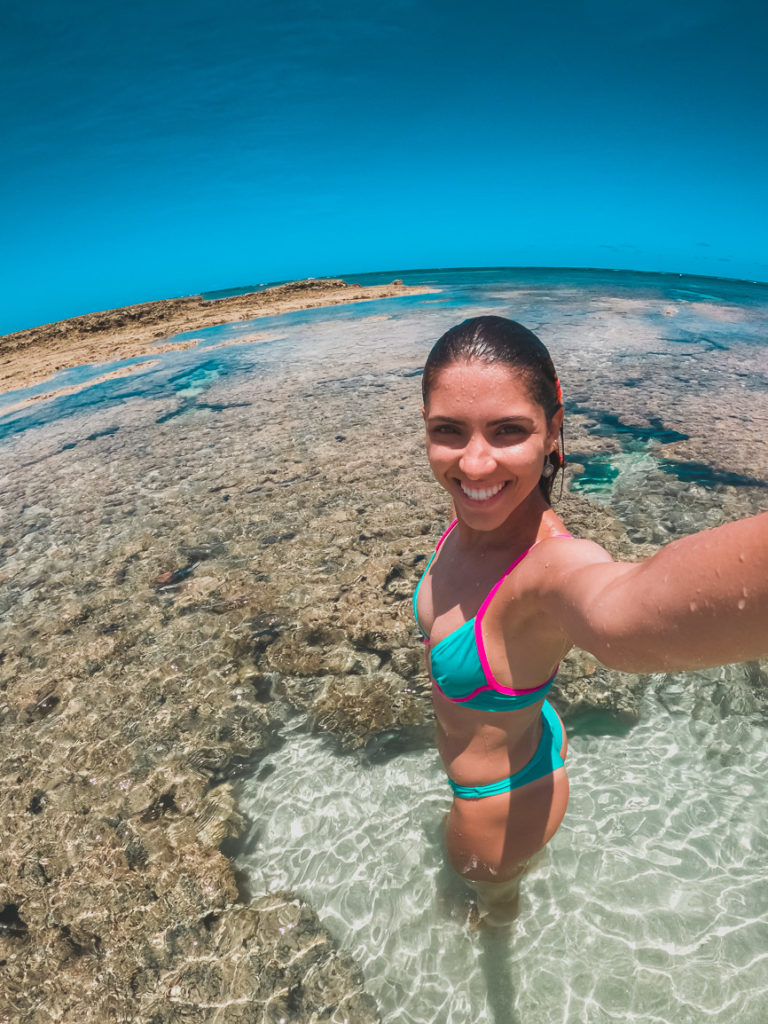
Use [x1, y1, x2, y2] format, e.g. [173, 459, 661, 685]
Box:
[444, 766, 570, 883]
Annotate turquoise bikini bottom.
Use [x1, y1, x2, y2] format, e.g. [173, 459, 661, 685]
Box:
[448, 700, 566, 800]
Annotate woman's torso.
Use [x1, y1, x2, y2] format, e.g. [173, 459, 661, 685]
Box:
[415, 517, 572, 786]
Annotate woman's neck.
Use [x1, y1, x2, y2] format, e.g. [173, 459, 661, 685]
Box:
[453, 490, 554, 555]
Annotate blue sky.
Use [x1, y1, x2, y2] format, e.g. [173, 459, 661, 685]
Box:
[1, 0, 766, 334]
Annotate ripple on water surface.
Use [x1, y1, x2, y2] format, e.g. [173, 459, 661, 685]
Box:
[236, 675, 768, 1024]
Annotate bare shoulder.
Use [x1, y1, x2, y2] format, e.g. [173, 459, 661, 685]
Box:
[533, 535, 615, 576]
[505, 535, 620, 616]
[521, 534, 636, 617]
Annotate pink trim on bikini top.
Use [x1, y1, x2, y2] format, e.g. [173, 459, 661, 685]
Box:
[433, 519, 458, 552]
[431, 520, 573, 696]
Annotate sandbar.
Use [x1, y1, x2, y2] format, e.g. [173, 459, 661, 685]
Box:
[0, 277, 435, 396]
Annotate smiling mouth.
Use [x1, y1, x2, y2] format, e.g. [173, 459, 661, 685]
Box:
[458, 481, 508, 501]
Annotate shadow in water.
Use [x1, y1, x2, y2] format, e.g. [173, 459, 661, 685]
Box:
[357, 723, 436, 766]
[432, 840, 523, 1024]
[566, 710, 636, 739]
[478, 928, 522, 1024]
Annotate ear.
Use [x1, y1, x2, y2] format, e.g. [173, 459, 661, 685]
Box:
[548, 406, 564, 448]
[421, 406, 427, 422]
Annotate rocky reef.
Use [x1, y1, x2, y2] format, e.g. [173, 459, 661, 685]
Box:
[0, 277, 434, 396]
[1, 282, 766, 1021]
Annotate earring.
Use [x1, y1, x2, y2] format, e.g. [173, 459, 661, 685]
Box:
[542, 462, 555, 479]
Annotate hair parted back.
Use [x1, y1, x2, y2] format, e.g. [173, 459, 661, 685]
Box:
[422, 315, 565, 501]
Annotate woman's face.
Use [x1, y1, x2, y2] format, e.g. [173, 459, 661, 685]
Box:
[423, 360, 562, 529]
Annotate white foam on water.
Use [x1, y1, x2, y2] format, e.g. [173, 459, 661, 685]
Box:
[236, 677, 768, 1024]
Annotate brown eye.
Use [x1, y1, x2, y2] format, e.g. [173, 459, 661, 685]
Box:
[498, 423, 524, 435]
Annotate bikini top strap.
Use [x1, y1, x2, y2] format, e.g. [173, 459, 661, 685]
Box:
[478, 531, 576, 623]
[413, 520, 458, 632]
[489, 532, 574, 595]
[474, 533, 575, 687]
[434, 519, 458, 552]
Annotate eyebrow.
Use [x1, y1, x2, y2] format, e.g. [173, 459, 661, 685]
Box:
[427, 414, 535, 426]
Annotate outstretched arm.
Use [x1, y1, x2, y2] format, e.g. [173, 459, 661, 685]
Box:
[541, 511, 768, 673]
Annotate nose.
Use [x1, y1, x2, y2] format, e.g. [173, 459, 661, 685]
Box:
[458, 433, 497, 479]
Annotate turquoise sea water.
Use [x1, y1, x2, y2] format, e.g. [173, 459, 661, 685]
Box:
[3, 266, 767, 444]
[2, 268, 768, 1022]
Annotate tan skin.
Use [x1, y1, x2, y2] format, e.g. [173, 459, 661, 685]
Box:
[418, 359, 768, 900]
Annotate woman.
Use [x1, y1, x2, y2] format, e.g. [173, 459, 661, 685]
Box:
[413, 315, 768, 920]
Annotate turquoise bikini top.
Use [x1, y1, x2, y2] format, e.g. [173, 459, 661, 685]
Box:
[413, 520, 568, 712]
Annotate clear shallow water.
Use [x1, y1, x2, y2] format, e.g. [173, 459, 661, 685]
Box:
[2, 268, 768, 1021]
[236, 676, 768, 1024]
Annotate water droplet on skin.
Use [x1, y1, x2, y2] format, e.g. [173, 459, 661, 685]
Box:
[738, 598, 746, 610]
[689, 601, 698, 613]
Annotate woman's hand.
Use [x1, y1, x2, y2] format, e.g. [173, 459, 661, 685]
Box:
[538, 512, 768, 673]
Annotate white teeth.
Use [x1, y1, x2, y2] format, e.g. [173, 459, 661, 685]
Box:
[460, 481, 506, 501]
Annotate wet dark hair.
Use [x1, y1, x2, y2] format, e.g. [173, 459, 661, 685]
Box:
[422, 315, 565, 501]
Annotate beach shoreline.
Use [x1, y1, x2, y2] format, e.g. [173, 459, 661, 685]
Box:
[0, 277, 434, 396]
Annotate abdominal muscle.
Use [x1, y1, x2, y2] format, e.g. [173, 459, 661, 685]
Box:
[434, 686, 570, 883]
